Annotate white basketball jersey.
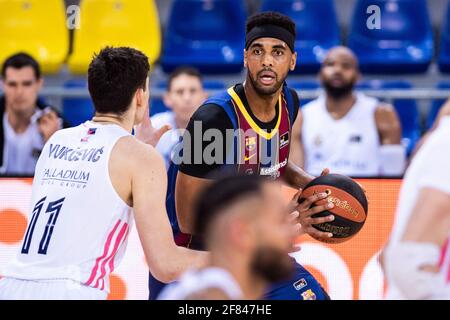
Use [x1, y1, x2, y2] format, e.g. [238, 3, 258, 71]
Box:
[158, 267, 243, 300]
[386, 116, 450, 299]
[302, 93, 381, 177]
[3, 121, 133, 293]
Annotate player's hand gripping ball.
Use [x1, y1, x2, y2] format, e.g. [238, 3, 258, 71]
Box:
[299, 174, 368, 243]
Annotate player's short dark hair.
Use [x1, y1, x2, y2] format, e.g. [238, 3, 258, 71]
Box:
[167, 66, 202, 91]
[246, 11, 296, 39]
[1, 52, 41, 79]
[88, 46, 150, 115]
[193, 175, 267, 236]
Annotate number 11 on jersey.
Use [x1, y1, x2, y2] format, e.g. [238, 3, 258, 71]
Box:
[21, 197, 66, 255]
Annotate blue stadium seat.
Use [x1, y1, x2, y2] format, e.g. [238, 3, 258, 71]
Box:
[349, 0, 433, 74]
[63, 80, 94, 127]
[427, 81, 450, 129]
[438, 1, 450, 73]
[287, 80, 320, 106]
[161, 0, 246, 74]
[356, 80, 421, 155]
[150, 80, 226, 116]
[261, 0, 340, 74]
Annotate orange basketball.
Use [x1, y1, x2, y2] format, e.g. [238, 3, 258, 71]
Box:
[299, 174, 368, 244]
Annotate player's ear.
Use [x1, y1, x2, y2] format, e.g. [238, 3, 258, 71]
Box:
[290, 52, 297, 71]
[243, 49, 248, 69]
[135, 87, 144, 107]
[36, 77, 44, 90]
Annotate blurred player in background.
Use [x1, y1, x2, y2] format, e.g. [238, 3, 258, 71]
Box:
[290, 46, 406, 177]
[0, 47, 207, 300]
[148, 12, 334, 300]
[151, 66, 207, 168]
[383, 110, 450, 299]
[159, 175, 296, 300]
[0, 53, 65, 175]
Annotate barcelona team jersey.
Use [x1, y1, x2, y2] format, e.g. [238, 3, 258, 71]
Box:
[168, 83, 299, 248]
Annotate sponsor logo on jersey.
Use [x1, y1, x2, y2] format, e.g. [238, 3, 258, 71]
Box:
[301, 289, 317, 300]
[293, 278, 307, 290]
[349, 134, 362, 143]
[280, 132, 289, 149]
[259, 158, 288, 176]
[49, 144, 104, 163]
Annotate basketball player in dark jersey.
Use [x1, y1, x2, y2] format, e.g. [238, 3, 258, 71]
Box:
[149, 12, 334, 300]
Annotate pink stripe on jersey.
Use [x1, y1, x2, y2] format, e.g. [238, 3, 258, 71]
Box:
[439, 237, 449, 268]
[85, 220, 121, 287]
[95, 222, 129, 290]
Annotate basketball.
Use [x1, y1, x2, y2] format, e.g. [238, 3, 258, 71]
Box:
[299, 174, 368, 244]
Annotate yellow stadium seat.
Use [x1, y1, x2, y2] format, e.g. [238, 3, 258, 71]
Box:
[0, 0, 69, 74]
[68, 0, 161, 74]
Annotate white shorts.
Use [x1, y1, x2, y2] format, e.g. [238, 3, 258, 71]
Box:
[0, 277, 108, 300]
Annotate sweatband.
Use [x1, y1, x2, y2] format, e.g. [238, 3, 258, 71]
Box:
[379, 144, 406, 177]
[246, 24, 295, 53]
[384, 242, 445, 300]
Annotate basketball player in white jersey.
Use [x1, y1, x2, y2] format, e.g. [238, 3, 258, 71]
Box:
[290, 46, 406, 177]
[159, 175, 297, 300]
[0, 47, 207, 299]
[383, 114, 450, 299]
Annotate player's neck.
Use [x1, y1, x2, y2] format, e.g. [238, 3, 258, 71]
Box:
[243, 80, 280, 122]
[210, 252, 266, 299]
[325, 92, 356, 120]
[91, 113, 133, 133]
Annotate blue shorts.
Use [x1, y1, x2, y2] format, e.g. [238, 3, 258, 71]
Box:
[264, 259, 330, 300]
[148, 272, 166, 300]
[149, 259, 329, 300]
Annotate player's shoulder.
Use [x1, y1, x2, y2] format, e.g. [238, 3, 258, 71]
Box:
[113, 135, 165, 170]
[189, 102, 232, 130]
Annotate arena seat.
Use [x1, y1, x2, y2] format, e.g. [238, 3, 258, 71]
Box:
[160, 0, 246, 74]
[438, 1, 450, 73]
[348, 0, 433, 74]
[286, 80, 320, 106]
[261, 0, 340, 74]
[427, 81, 450, 129]
[68, 0, 161, 74]
[62, 79, 94, 127]
[0, 0, 68, 74]
[356, 80, 421, 155]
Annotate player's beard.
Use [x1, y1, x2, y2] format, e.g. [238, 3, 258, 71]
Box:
[250, 246, 294, 284]
[248, 68, 286, 96]
[322, 80, 355, 100]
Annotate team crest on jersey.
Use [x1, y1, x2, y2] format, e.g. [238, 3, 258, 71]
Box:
[245, 136, 257, 152]
[301, 289, 317, 300]
[293, 278, 307, 290]
[81, 128, 97, 142]
[280, 132, 289, 149]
